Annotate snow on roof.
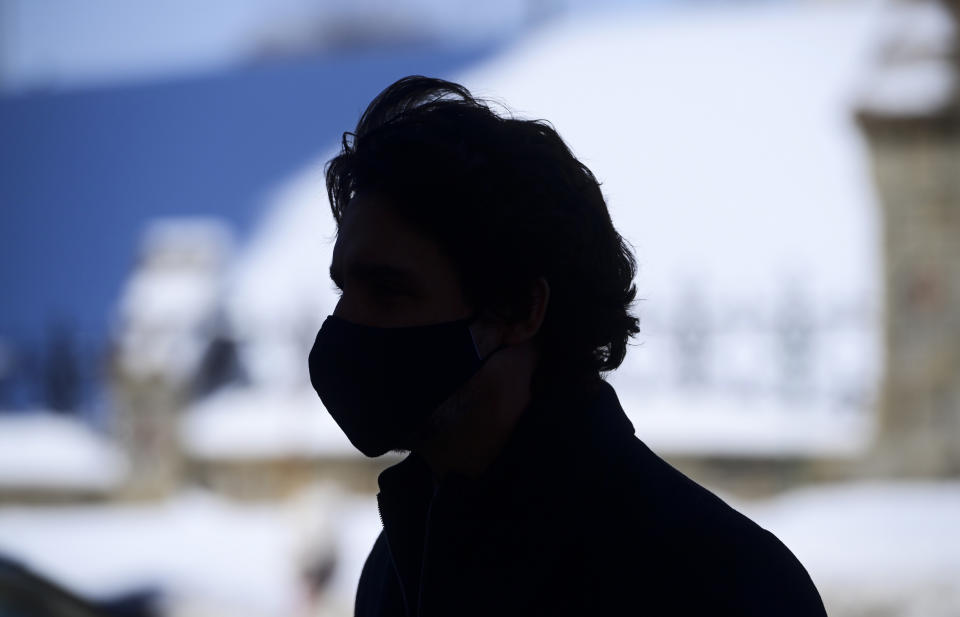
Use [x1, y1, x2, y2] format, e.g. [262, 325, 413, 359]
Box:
[856, 0, 957, 116]
[221, 0, 890, 458]
[231, 0, 890, 329]
[0, 413, 127, 492]
[181, 386, 376, 460]
[619, 390, 876, 458]
[114, 217, 233, 385]
[138, 218, 234, 269]
[460, 0, 886, 456]
[859, 58, 956, 115]
[459, 0, 885, 309]
[225, 160, 335, 389]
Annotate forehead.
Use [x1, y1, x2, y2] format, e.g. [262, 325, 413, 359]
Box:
[332, 192, 462, 288]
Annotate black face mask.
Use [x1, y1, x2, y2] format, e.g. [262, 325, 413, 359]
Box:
[308, 311, 509, 457]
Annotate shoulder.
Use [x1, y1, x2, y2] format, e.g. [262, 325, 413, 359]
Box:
[577, 437, 827, 616]
[354, 531, 397, 617]
[736, 527, 827, 616]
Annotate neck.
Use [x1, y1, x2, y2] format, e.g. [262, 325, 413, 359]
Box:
[412, 350, 536, 482]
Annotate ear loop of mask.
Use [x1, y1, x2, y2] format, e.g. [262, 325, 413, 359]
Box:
[466, 309, 510, 366]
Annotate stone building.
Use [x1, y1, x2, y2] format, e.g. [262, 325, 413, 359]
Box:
[108, 219, 235, 499]
[99, 0, 960, 504]
[856, 0, 960, 477]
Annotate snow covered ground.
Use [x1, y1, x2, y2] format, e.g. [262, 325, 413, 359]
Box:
[734, 481, 960, 617]
[0, 480, 957, 617]
[0, 485, 379, 617]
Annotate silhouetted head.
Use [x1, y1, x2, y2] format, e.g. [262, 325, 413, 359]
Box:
[325, 75, 640, 399]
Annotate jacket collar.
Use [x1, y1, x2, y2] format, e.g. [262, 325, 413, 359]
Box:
[373, 378, 636, 614]
[377, 377, 635, 506]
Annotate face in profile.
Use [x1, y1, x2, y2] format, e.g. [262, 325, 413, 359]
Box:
[319, 191, 505, 454]
[329, 192, 473, 329]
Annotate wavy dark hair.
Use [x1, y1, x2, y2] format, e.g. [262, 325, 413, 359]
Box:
[325, 75, 641, 395]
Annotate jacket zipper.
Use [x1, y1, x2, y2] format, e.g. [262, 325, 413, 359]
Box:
[377, 494, 413, 616]
[416, 496, 436, 617]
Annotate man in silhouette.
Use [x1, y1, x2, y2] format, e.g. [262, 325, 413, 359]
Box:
[308, 76, 827, 616]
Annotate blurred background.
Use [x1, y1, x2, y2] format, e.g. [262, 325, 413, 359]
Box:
[0, 0, 958, 615]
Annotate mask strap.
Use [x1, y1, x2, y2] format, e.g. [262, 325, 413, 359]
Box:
[466, 309, 510, 365]
[480, 341, 510, 364]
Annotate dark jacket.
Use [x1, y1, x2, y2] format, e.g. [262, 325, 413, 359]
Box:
[356, 378, 827, 616]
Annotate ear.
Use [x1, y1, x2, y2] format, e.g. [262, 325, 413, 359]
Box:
[505, 276, 550, 344]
